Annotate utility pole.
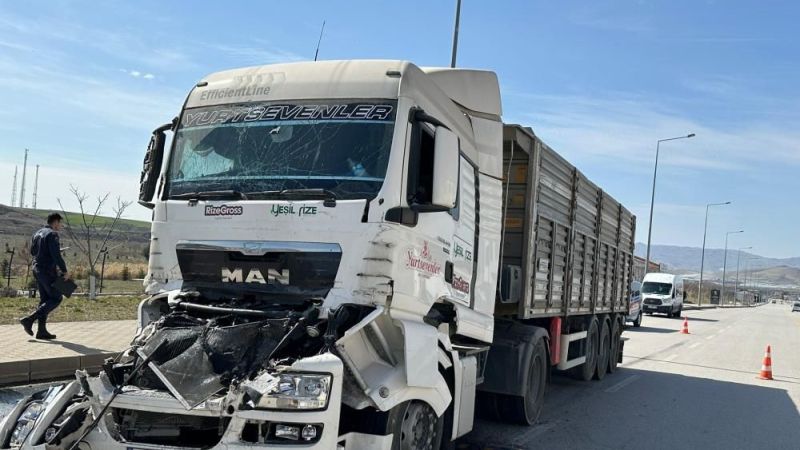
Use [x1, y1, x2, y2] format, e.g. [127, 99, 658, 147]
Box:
[19, 149, 28, 208]
[697, 201, 730, 305]
[721, 230, 743, 306]
[32, 165, 39, 209]
[644, 134, 695, 275]
[450, 0, 462, 68]
[10, 166, 18, 206]
[734, 246, 751, 304]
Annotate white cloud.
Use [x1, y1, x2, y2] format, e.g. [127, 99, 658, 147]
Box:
[142, 73, 155, 79]
[130, 70, 141, 77]
[209, 42, 305, 65]
[503, 90, 800, 172]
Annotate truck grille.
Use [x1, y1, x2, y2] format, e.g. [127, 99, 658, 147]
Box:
[643, 298, 662, 306]
[113, 408, 230, 448]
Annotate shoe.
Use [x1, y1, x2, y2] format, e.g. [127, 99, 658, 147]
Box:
[19, 317, 35, 336]
[36, 317, 56, 340]
[36, 330, 57, 340]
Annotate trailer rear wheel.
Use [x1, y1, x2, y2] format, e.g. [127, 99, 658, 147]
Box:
[608, 317, 621, 373]
[595, 319, 610, 380]
[572, 317, 598, 381]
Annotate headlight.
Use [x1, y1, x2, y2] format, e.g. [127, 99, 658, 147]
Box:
[9, 402, 45, 446]
[259, 373, 331, 410]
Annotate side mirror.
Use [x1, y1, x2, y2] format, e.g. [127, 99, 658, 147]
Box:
[138, 122, 173, 208]
[431, 127, 459, 209]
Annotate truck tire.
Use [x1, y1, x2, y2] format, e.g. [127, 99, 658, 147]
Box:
[594, 319, 610, 380]
[388, 401, 444, 450]
[571, 317, 598, 381]
[608, 317, 621, 373]
[501, 338, 548, 426]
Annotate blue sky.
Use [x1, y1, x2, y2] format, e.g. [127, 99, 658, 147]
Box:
[0, 1, 798, 257]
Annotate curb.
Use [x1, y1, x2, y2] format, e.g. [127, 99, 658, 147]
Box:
[683, 305, 717, 311]
[0, 352, 118, 386]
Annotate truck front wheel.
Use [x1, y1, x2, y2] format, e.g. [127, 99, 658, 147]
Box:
[389, 401, 444, 450]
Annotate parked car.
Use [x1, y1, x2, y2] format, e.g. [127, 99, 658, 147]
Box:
[792, 302, 800, 312]
[627, 281, 643, 327]
[641, 273, 685, 318]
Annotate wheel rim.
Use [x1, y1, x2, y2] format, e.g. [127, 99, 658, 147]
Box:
[399, 402, 437, 450]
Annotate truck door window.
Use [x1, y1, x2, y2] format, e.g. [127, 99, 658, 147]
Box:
[408, 124, 435, 205]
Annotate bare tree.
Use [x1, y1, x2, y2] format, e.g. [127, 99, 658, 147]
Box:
[57, 185, 132, 298]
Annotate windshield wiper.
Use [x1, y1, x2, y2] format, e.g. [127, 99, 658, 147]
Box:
[171, 190, 249, 200]
[248, 188, 337, 206]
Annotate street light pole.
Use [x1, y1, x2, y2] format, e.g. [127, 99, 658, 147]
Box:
[644, 134, 695, 277]
[721, 230, 743, 306]
[734, 246, 752, 305]
[698, 201, 731, 305]
[450, 0, 462, 68]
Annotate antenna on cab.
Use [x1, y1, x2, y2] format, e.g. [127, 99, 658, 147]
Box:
[314, 20, 326, 61]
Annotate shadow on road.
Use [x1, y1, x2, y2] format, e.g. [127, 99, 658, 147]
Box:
[461, 368, 800, 449]
[624, 326, 676, 334]
[681, 317, 719, 323]
[26, 339, 109, 355]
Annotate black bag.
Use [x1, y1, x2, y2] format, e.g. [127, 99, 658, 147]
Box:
[52, 277, 78, 298]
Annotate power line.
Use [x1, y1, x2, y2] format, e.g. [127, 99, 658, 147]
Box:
[19, 148, 28, 208]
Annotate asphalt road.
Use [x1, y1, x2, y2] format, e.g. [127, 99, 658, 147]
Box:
[2, 304, 798, 449]
[461, 303, 800, 450]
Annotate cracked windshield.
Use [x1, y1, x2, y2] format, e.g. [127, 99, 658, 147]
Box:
[167, 101, 397, 199]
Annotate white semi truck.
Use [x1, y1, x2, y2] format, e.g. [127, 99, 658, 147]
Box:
[1, 60, 636, 449]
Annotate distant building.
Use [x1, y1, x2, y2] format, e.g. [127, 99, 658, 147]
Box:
[634, 255, 661, 281]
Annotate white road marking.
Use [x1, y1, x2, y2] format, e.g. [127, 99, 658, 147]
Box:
[665, 354, 679, 361]
[689, 342, 702, 349]
[706, 334, 716, 340]
[605, 375, 641, 393]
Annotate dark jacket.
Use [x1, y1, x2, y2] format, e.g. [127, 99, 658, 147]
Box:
[31, 225, 67, 275]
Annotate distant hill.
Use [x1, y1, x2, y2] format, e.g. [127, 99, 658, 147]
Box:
[0, 204, 150, 253]
[634, 243, 800, 273]
[748, 266, 800, 287]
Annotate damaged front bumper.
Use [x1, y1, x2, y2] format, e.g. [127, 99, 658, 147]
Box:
[1, 354, 354, 449]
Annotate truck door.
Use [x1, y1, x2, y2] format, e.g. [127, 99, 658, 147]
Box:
[449, 156, 477, 306]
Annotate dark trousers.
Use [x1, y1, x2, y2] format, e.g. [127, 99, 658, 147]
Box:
[32, 269, 63, 320]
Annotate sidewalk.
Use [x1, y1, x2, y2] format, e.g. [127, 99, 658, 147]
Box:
[0, 320, 137, 385]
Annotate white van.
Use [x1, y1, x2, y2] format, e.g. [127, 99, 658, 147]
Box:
[641, 273, 685, 318]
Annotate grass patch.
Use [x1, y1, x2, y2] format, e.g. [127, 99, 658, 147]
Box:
[23, 208, 151, 231]
[0, 295, 142, 325]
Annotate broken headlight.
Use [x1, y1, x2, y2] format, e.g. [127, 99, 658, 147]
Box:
[9, 402, 45, 446]
[259, 373, 332, 410]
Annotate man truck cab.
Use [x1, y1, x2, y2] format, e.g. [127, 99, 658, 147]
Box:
[641, 273, 684, 318]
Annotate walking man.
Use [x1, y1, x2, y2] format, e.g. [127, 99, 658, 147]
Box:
[19, 212, 69, 339]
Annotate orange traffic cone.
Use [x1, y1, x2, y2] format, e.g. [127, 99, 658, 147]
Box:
[757, 345, 773, 380]
[680, 317, 689, 334]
